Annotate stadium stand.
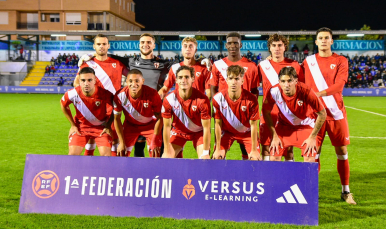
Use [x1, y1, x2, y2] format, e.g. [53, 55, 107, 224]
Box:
[19, 61, 48, 86]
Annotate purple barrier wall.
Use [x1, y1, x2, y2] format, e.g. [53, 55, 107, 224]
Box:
[19, 155, 318, 225]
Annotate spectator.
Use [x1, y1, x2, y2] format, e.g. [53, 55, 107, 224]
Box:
[217, 53, 224, 60]
[359, 54, 365, 63]
[303, 44, 309, 56]
[252, 56, 258, 65]
[62, 53, 67, 62]
[362, 73, 369, 88]
[374, 53, 380, 60]
[123, 54, 128, 58]
[50, 57, 55, 66]
[368, 73, 373, 87]
[379, 64, 385, 74]
[45, 65, 50, 73]
[353, 54, 359, 63]
[71, 53, 77, 59]
[345, 77, 352, 88]
[57, 77, 65, 86]
[383, 74, 386, 86]
[356, 72, 362, 87]
[291, 44, 299, 60]
[50, 65, 56, 73]
[257, 53, 262, 61]
[65, 57, 70, 65]
[353, 65, 361, 73]
[370, 67, 376, 76]
[247, 50, 252, 59]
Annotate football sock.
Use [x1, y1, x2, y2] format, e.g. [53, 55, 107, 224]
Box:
[263, 156, 270, 161]
[239, 143, 248, 159]
[134, 141, 146, 157]
[285, 159, 294, 162]
[242, 154, 248, 160]
[315, 153, 321, 173]
[337, 154, 350, 192]
[111, 143, 119, 157]
[176, 150, 183, 158]
[84, 143, 96, 156]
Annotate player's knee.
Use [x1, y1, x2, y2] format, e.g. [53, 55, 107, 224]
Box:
[335, 145, 348, 155]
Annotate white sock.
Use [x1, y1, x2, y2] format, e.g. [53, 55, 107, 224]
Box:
[285, 159, 294, 162]
[342, 185, 350, 193]
[263, 156, 270, 161]
[85, 143, 96, 150]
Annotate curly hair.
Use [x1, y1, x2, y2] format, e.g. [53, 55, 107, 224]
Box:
[267, 34, 289, 54]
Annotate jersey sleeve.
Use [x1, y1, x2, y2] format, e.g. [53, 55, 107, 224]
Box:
[249, 95, 260, 121]
[105, 91, 114, 116]
[294, 62, 305, 83]
[262, 90, 275, 111]
[212, 98, 222, 120]
[118, 60, 130, 76]
[203, 68, 211, 89]
[249, 63, 260, 92]
[164, 68, 176, 89]
[308, 89, 325, 113]
[325, 57, 348, 96]
[113, 93, 123, 115]
[152, 91, 162, 113]
[61, 91, 72, 107]
[209, 65, 219, 87]
[199, 97, 212, 120]
[161, 98, 173, 119]
[109, 54, 130, 69]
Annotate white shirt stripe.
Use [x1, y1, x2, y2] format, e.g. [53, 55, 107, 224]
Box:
[171, 63, 181, 76]
[67, 89, 104, 126]
[117, 91, 153, 124]
[213, 93, 250, 133]
[270, 87, 315, 128]
[166, 93, 202, 132]
[260, 60, 279, 86]
[214, 59, 228, 81]
[86, 60, 116, 95]
[306, 55, 344, 120]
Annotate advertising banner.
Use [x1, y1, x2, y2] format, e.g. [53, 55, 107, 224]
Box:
[0, 86, 72, 94]
[19, 154, 318, 225]
[342, 87, 386, 96]
[332, 40, 384, 51]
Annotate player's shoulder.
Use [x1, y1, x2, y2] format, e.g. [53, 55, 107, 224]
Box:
[164, 90, 177, 101]
[296, 82, 312, 94]
[242, 89, 258, 102]
[213, 89, 227, 101]
[192, 88, 208, 99]
[115, 86, 127, 96]
[142, 85, 158, 96]
[98, 86, 114, 98]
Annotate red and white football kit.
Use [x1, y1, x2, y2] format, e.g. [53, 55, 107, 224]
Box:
[212, 89, 260, 154]
[302, 53, 350, 146]
[209, 57, 259, 93]
[61, 86, 114, 147]
[164, 62, 210, 92]
[113, 85, 162, 157]
[263, 82, 324, 156]
[162, 88, 211, 150]
[258, 58, 304, 145]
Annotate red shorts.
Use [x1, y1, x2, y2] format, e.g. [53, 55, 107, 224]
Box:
[170, 130, 203, 149]
[123, 128, 155, 157]
[69, 129, 112, 148]
[259, 106, 279, 146]
[274, 125, 321, 156]
[220, 131, 260, 154]
[317, 118, 350, 146]
[110, 122, 118, 140]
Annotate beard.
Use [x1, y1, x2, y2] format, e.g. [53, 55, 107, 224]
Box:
[140, 49, 153, 56]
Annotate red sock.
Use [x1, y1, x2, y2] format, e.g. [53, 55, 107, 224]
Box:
[176, 151, 183, 158]
[84, 149, 95, 156]
[315, 158, 321, 174]
[242, 154, 248, 160]
[111, 151, 117, 157]
[337, 157, 350, 185]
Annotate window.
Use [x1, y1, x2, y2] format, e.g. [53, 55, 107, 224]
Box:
[127, 3, 130, 12]
[115, 0, 117, 3]
[66, 13, 81, 25]
[123, 0, 125, 10]
[131, 2, 135, 12]
[119, 0, 121, 6]
[50, 14, 60, 22]
[0, 12, 8, 24]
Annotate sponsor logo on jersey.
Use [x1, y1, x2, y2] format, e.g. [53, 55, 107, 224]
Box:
[242, 106, 247, 111]
[330, 64, 336, 70]
[345, 137, 350, 141]
[182, 179, 195, 200]
[311, 63, 315, 66]
[144, 103, 149, 108]
[135, 61, 140, 66]
[196, 72, 201, 77]
[112, 63, 117, 68]
[192, 105, 197, 111]
[265, 67, 270, 70]
[297, 100, 303, 106]
[32, 170, 60, 199]
[222, 105, 228, 110]
[95, 101, 101, 107]
[154, 62, 160, 69]
[173, 106, 180, 110]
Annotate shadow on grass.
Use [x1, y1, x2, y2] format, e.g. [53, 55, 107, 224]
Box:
[319, 171, 386, 225]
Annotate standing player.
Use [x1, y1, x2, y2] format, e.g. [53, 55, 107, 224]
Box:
[158, 36, 211, 99]
[258, 34, 304, 161]
[209, 32, 259, 160]
[113, 69, 163, 157]
[212, 65, 261, 160]
[302, 27, 356, 204]
[61, 67, 114, 156]
[162, 66, 211, 159]
[262, 67, 326, 162]
[75, 34, 128, 157]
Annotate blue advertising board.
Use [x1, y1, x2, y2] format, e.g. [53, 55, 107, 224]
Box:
[0, 86, 72, 94]
[342, 88, 386, 96]
[332, 40, 384, 51]
[19, 154, 319, 225]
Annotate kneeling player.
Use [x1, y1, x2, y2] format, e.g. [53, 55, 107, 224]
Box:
[263, 67, 326, 161]
[60, 67, 114, 156]
[162, 66, 211, 159]
[114, 69, 163, 157]
[212, 65, 262, 160]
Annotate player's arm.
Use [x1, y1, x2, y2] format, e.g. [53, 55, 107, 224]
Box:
[150, 112, 163, 157]
[210, 85, 218, 101]
[316, 58, 348, 97]
[162, 117, 174, 158]
[100, 96, 114, 137]
[201, 119, 211, 158]
[205, 89, 211, 100]
[262, 98, 282, 155]
[302, 108, 327, 157]
[158, 85, 170, 100]
[60, 101, 80, 138]
[114, 112, 126, 157]
[213, 118, 225, 159]
[249, 119, 262, 160]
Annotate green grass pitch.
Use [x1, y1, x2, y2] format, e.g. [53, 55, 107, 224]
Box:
[0, 94, 385, 228]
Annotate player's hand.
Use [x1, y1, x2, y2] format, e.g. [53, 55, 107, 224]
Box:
[158, 89, 167, 100]
[117, 143, 126, 157]
[213, 149, 225, 160]
[266, 55, 272, 60]
[302, 136, 317, 157]
[249, 150, 262, 161]
[149, 134, 162, 158]
[315, 91, 323, 98]
[69, 126, 81, 138]
[78, 53, 96, 67]
[269, 135, 283, 156]
[100, 128, 112, 137]
[201, 58, 212, 72]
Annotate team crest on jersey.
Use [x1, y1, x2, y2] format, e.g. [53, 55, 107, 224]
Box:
[135, 61, 140, 66]
[330, 64, 336, 69]
[95, 101, 101, 106]
[112, 63, 116, 68]
[192, 105, 197, 111]
[154, 62, 160, 69]
[144, 103, 149, 108]
[241, 106, 247, 111]
[196, 72, 201, 77]
[243, 67, 248, 72]
[297, 100, 303, 106]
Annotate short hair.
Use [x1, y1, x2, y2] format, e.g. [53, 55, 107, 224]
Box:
[316, 27, 333, 37]
[140, 33, 155, 42]
[176, 66, 195, 78]
[267, 34, 289, 53]
[182, 37, 198, 47]
[79, 67, 95, 76]
[93, 34, 108, 43]
[278, 66, 298, 79]
[226, 32, 242, 41]
[127, 69, 143, 77]
[227, 65, 245, 77]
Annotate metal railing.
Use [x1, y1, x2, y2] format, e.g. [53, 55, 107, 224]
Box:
[17, 23, 38, 30]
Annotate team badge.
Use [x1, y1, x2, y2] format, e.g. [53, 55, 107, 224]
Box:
[297, 100, 303, 106]
[192, 105, 197, 111]
[144, 103, 149, 108]
[330, 64, 336, 69]
[241, 106, 247, 111]
[112, 63, 116, 68]
[196, 72, 201, 77]
[95, 101, 101, 106]
[243, 67, 248, 72]
[154, 62, 160, 69]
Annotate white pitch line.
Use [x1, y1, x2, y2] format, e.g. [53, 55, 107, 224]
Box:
[346, 106, 386, 117]
[349, 136, 386, 139]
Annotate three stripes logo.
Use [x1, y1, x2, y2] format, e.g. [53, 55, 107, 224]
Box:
[276, 184, 307, 204]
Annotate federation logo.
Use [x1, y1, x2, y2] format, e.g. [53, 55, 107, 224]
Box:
[241, 106, 247, 111]
[112, 63, 117, 68]
[95, 101, 101, 106]
[144, 103, 149, 108]
[192, 105, 197, 111]
[196, 72, 201, 77]
[32, 170, 60, 199]
[154, 62, 160, 69]
[297, 100, 303, 106]
[182, 179, 195, 200]
[330, 64, 336, 70]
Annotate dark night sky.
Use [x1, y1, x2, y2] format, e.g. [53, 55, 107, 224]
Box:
[136, 0, 386, 31]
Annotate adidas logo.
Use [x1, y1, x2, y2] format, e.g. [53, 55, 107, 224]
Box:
[276, 184, 308, 204]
